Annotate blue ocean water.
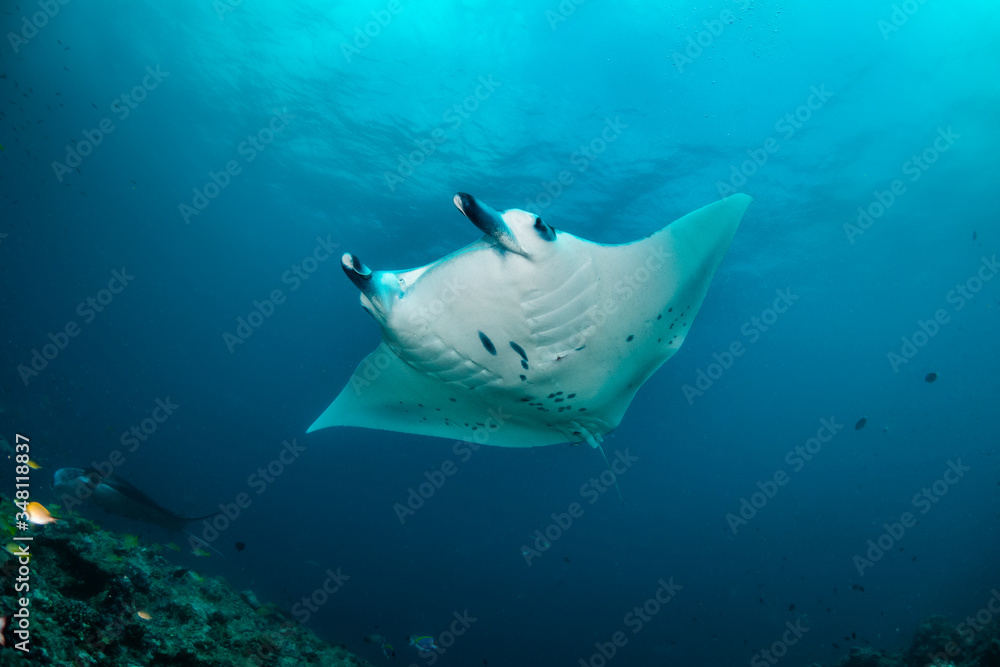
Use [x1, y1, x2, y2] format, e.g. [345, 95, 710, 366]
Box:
[2, 0, 999, 665]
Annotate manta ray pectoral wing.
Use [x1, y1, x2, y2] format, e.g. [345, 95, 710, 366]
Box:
[307, 192, 752, 449]
[654, 193, 751, 280]
[306, 342, 569, 447]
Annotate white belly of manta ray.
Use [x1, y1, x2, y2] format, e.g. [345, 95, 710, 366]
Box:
[307, 192, 752, 449]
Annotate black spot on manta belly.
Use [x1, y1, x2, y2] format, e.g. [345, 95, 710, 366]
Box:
[509, 341, 528, 361]
[519, 374, 527, 381]
[478, 331, 497, 355]
[626, 334, 634, 342]
[521, 359, 529, 370]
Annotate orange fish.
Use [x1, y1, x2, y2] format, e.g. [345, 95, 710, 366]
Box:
[26, 502, 57, 525]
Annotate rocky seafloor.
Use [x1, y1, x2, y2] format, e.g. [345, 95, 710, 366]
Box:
[0, 495, 371, 666]
[821, 614, 1000, 667]
[0, 491, 995, 666]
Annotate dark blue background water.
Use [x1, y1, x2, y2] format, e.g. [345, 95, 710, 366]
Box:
[2, 1, 998, 665]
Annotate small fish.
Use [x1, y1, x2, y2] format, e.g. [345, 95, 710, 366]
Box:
[27, 460, 42, 469]
[854, 417, 867, 430]
[973, 231, 977, 241]
[4, 542, 28, 558]
[851, 584, 864, 592]
[26, 501, 57, 525]
[191, 547, 211, 557]
[788, 603, 795, 611]
[122, 535, 139, 548]
[137, 610, 152, 620]
[166, 542, 180, 551]
[409, 636, 438, 652]
[925, 372, 938, 383]
[235, 541, 246, 552]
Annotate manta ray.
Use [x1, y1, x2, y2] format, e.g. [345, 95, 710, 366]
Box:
[52, 468, 217, 532]
[308, 192, 751, 448]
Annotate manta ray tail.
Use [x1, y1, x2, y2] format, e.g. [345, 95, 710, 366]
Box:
[184, 530, 227, 559]
[595, 438, 624, 505]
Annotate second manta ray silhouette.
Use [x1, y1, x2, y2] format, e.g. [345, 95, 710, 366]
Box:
[307, 192, 752, 448]
[52, 468, 218, 532]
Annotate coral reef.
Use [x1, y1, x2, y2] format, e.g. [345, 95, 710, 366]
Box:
[823, 612, 1000, 667]
[0, 496, 370, 666]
